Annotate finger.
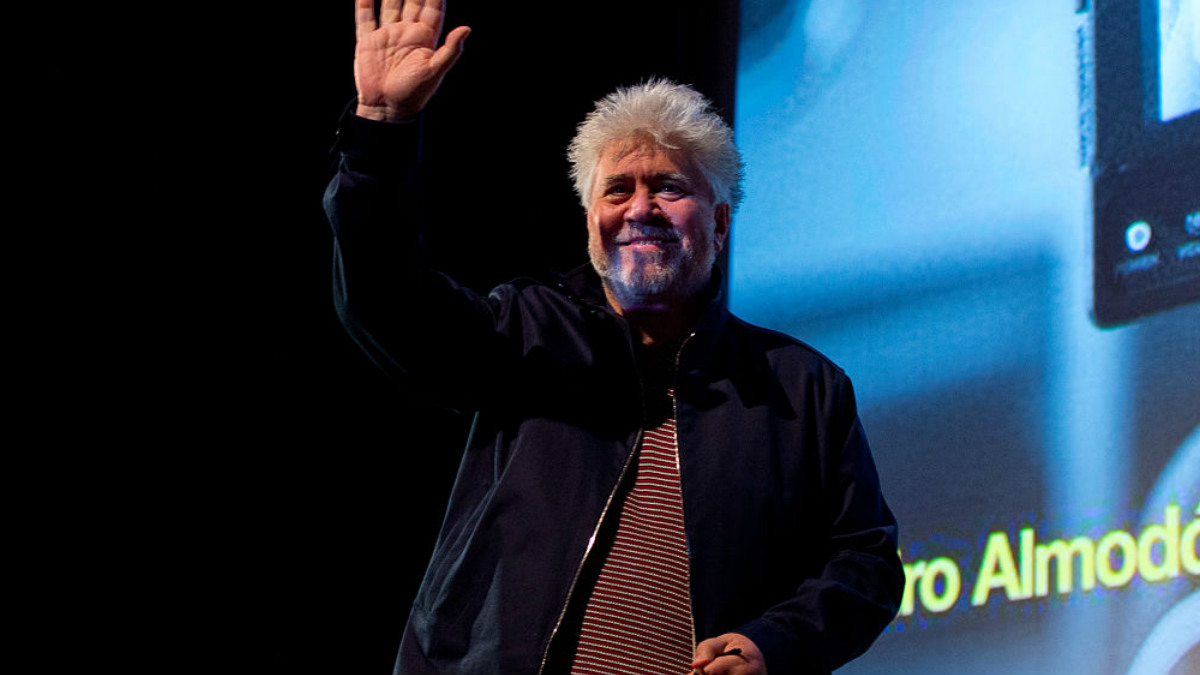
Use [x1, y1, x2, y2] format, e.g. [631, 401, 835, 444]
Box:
[355, 0, 376, 42]
[692, 637, 741, 672]
[697, 658, 739, 675]
[417, 0, 447, 30]
[380, 0, 402, 23]
[429, 25, 470, 75]
[691, 642, 721, 670]
[400, 0, 423, 22]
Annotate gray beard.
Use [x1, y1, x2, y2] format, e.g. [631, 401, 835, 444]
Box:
[589, 234, 715, 310]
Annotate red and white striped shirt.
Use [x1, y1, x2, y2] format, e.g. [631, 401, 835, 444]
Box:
[570, 393, 694, 675]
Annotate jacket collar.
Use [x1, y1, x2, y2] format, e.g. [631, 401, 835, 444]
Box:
[552, 263, 733, 359]
[552, 263, 611, 309]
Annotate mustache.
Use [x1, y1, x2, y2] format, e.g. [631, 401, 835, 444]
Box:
[611, 223, 680, 245]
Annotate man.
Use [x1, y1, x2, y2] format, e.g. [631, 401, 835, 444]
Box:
[324, 1, 903, 673]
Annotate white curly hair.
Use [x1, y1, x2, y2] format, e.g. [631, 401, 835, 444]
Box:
[567, 79, 745, 212]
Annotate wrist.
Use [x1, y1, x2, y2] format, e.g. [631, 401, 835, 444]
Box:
[355, 101, 418, 124]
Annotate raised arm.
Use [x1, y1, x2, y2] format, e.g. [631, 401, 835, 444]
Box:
[353, 0, 470, 122]
[327, 0, 502, 409]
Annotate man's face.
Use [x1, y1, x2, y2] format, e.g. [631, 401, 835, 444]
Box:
[587, 141, 730, 312]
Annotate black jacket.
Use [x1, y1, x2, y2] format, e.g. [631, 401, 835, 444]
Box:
[324, 114, 904, 675]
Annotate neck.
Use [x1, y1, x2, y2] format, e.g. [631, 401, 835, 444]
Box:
[603, 286, 703, 349]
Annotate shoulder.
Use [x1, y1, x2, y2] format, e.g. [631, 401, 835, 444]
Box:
[479, 267, 614, 338]
[486, 263, 608, 313]
[723, 312, 848, 380]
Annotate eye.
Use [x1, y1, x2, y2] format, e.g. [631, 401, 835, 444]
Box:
[656, 182, 690, 198]
[601, 182, 633, 200]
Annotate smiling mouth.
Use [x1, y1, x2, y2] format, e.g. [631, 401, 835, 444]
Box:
[618, 235, 679, 246]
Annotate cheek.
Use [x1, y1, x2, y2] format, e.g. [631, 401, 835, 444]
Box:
[588, 208, 620, 237]
[677, 210, 716, 247]
[586, 214, 610, 254]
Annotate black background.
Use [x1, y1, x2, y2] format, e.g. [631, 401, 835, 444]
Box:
[98, 3, 742, 673]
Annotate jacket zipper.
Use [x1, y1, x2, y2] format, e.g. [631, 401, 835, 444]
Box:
[537, 313, 646, 675]
[672, 332, 698, 651]
[535, 329, 698, 674]
[536, 428, 642, 675]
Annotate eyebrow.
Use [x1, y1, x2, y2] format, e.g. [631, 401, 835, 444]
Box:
[600, 172, 694, 187]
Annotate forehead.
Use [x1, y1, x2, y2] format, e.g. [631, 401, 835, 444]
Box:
[592, 140, 709, 194]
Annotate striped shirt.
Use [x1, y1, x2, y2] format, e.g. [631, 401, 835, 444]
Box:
[569, 392, 694, 675]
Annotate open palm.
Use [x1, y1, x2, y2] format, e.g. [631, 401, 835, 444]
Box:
[353, 0, 470, 121]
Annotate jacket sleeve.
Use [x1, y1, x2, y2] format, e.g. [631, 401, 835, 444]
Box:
[737, 373, 904, 675]
[322, 112, 515, 411]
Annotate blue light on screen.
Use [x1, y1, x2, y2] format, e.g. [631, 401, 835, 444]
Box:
[732, 1, 1200, 674]
[1160, 0, 1200, 121]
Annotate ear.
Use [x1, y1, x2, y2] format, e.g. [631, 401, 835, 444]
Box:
[712, 203, 731, 253]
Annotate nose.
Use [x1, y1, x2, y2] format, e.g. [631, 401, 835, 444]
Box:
[625, 186, 661, 223]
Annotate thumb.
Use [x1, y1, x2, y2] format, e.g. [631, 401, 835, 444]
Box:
[430, 25, 471, 76]
[691, 637, 728, 670]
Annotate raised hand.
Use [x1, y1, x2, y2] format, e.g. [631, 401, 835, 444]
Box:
[353, 0, 470, 122]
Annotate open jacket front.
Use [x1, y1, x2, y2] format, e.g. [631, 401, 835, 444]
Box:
[324, 113, 904, 675]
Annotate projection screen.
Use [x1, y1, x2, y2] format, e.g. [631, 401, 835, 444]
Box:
[731, 1, 1199, 673]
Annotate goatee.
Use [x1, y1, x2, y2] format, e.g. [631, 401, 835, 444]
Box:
[589, 228, 715, 310]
